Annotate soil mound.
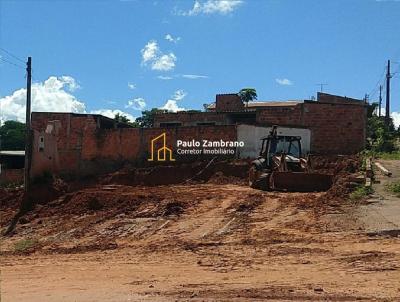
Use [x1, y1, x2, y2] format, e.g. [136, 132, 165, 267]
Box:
[102, 160, 250, 186]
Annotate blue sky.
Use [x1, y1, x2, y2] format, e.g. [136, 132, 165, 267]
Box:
[0, 0, 399, 123]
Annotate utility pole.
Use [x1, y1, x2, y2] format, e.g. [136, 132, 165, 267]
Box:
[379, 85, 382, 117]
[364, 93, 369, 103]
[385, 59, 391, 127]
[24, 57, 32, 198]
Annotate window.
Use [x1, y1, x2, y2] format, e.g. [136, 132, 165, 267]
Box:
[39, 136, 45, 152]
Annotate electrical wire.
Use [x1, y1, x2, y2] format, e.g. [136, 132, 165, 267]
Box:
[368, 64, 387, 99]
[0, 57, 25, 69]
[0, 47, 25, 64]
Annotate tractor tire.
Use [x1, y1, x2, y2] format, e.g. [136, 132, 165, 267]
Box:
[248, 165, 260, 188]
[249, 165, 270, 190]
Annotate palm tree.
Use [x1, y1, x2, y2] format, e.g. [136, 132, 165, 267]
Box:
[238, 88, 257, 108]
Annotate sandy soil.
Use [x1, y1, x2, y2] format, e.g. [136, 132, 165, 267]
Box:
[1, 159, 400, 301]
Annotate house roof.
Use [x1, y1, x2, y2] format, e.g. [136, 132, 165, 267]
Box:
[206, 100, 302, 110]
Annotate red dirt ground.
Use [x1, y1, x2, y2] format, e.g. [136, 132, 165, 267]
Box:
[1, 157, 399, 301]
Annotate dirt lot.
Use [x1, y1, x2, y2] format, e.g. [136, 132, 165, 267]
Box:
[1, 158, 400, 301]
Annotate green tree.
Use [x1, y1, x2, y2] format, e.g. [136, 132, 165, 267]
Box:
[366, 103, 396, 152]
[135, 108, 167, 128]
[238, 88, 257, 108]
[0, 121, 26, 150]
[114, 113, 131, 124]
[113, 113, 140, 127]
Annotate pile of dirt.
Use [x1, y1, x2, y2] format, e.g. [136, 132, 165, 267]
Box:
[29, 177, 68, 205]
[308, 155, 362, 204]
[102, 160, 250, 186]
[21, 184, 202, 223]
[311, 155, 360, 175]
[0, 187, 23, 227]
[0, 187, 23, 209]
[207, 171, 247, 185]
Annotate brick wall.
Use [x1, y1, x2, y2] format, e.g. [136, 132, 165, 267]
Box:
[256, 101, 366, 154]
[303, 102, 366, 154]
[31, 112, 237, 177]
[256, 105, 303, 126]
[30, 99, 367, 177]
[153, 112, 228, 127]
[317, 92, 365, 105]
[215, 94, 244, 112]
[0, 168, 24, 185]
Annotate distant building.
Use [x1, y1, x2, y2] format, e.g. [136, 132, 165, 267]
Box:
[28, 92, 367, 178]
[0, 150, 25, 185]
[153, 92, 366, 128]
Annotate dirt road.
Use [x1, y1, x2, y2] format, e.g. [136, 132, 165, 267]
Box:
[356, 159, 400, 233]
[2, 182, 400, 301]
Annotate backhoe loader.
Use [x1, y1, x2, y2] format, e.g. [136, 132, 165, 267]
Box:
[249, 126, 333, 192]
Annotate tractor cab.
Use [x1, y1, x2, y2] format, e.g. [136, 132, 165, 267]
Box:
[259, 133, 302, 168]
[249, 126, 333, 192]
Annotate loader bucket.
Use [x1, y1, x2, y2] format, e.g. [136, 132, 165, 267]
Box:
[270, 171, 333, 192]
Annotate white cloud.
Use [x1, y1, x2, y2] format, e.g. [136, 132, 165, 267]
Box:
[140, 40, 177, 71]
[179, 0, 243, 16]
[157, 75, 174, 80]
[182, 74, 208, 79]
[172, 89, 187, 101]
[0, 76, 138, 125]
[392, 112, 400, 128]
[151, 53, 176, 71]
[165, 34, 181, 43]
[160, 89, 187, 112]
[141, 40, 159, 64]
[59, 76, 80, 92]
[125, 97, 146, 111]
[161, 100, 185, 112]
[128, 82, 136, 90]
[275, 78, 293, 86]
[377, 108, 400, 128]
[90, 109, 135, 122]
[0, 76, 86, 124]
[156, 74, 209, 80]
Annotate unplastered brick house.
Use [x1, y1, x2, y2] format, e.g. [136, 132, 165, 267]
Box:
[154, 92, 367, 154]
[30, 92, 367, 178]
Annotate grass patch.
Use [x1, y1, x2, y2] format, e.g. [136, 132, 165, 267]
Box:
[361, 150, 400, 160]
[376, 152, 400, 160]
[349, 185, 373, 201]
[386, 181, 400, 197]
[13, 238, 38, 252]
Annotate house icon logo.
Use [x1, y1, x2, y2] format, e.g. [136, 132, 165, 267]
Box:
[148, 132, 175, 161]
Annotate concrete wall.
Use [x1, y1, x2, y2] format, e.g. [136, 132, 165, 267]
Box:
[237, 125, 311, 158]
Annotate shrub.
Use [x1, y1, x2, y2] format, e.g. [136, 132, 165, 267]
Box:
[13, 238, 38, 252]
[349, 185, 373, 201]
[386, 181, 400, 197]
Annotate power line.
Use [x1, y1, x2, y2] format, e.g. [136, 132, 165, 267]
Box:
[0, 56, 25, 69]
[0, 47, 25, 64]
[369, 64, 387, 98]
